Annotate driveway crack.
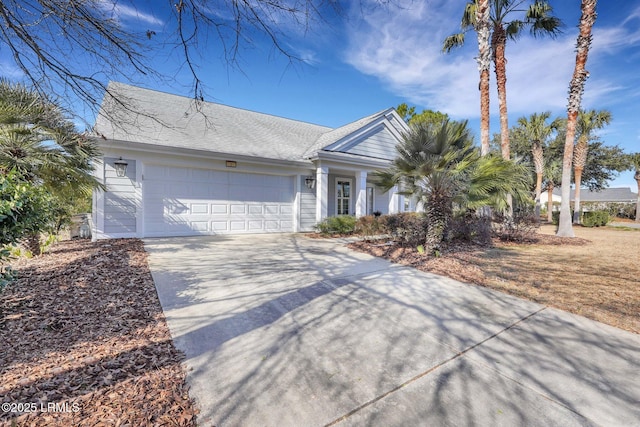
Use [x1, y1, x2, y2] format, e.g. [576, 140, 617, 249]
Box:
[324, 306, 548, 427]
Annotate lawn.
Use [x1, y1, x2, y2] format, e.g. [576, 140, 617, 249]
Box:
[349, 224, 640, 334]
[0, 239, 197, 426]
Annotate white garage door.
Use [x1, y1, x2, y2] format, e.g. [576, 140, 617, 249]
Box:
[143, 165, 295, 237]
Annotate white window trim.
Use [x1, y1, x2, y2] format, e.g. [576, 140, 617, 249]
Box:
[335, 177, 353, 216]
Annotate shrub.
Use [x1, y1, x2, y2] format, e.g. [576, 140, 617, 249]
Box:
[379, 212, 427, 246]
[354, 215, 384, 240]
[582, 210, 610, 227]
[581, 202, 635, 220]
[492, 209, 539, 242]
[449, 211, 492, 245]
[314, 215, 357, 235]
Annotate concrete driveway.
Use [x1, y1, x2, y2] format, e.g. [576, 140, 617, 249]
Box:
[145, 234, 640, 427]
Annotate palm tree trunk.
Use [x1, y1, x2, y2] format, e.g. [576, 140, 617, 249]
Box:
[573, 168, 583, 224]
[547, 185, 554, 223]
[535, 172, 543, 218]
[22, 232, 42, 256]
[492, 26, 509, 161]
[476, 0, 491, 156]
[557, 0, 597, 238]
[635, 171, 640, 223]
[425, 193, 451, 256]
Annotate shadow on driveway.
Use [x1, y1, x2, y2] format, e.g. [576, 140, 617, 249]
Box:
[145, 234, 640, 427]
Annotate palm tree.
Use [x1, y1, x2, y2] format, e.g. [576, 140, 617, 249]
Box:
[444, 0, 562, 162]
[557, 0, 598, 238]
[572, 109, 611, 223]
[443, 0, 491, 155]
[630, 153, 640, 223]
[0, 80, 102, 253]
[375, 120, 531, 255]
[516, 112, 559, 218]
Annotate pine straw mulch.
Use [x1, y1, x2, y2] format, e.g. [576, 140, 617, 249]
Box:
[348, 226, 640, 335]
[0, 239, 198, 427]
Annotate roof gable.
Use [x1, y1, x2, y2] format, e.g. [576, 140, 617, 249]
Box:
[303, 109, 408, 161]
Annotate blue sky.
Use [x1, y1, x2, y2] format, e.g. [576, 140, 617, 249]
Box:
[3, 0, 639, 188]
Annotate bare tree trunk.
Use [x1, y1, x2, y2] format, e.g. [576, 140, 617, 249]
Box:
[573, 168, 583, 224]
[476, 0, 491, 156]
[557, 0, 597, 237]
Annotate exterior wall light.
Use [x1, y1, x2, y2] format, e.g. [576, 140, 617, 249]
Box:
[304, 176, 316, 190]
[114, 157, 128, 177]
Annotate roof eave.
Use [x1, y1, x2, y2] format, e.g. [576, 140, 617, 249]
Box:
[92, 137, 314, 168]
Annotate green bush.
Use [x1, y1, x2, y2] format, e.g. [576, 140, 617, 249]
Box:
[314, 215, 357, 235]
[551, 210, 574, 225]
[582, 210, 610, 227]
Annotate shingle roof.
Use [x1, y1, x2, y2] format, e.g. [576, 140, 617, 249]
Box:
[552, 187, 638, 202]
[94, 82, 395, 163]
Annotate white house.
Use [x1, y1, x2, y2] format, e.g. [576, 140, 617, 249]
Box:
[540, 187, 637, 208]
[91, 82, 411, 239]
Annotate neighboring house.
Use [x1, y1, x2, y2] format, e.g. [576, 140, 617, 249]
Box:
[91, 82, 411, 239]
[540, 187, 637, 209]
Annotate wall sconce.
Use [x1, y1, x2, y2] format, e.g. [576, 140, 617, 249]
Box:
[226, 160, 237, 168]
[114, 157, 128, 177]
[304, 176, 316, 190]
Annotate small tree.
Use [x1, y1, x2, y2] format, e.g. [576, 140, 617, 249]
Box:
[0, 80, 102, 253]
[374, 120, 531, 255]
[573, 109, 611, 223]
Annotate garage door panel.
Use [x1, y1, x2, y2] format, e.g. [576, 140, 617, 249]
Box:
[190, 203, 209, 214]
[211, 204, 228, 214]
[144, 165, 294, 236]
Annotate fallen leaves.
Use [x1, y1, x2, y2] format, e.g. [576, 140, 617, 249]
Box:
[0, 238, 198, 426]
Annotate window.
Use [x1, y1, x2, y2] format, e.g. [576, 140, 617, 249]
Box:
[367, 187, 374, 215]
[336, 179, 351, 215]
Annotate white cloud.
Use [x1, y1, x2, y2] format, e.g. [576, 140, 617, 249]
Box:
[342, 0, 639, 121]
[98, 1, 164, 26]
[0, 60, 24, 79]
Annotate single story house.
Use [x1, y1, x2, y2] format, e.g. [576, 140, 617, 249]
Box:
[91, 82, 412, 239]
[540, 187, 638, 209]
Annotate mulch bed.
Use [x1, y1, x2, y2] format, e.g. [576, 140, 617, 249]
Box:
[0, 239, 198, 426]
[347, 234, 591, 287]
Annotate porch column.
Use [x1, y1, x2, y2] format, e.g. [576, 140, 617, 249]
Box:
[355, 170, 367, 217]
[316, 164, 329, 222]
[388, 185, 399, 214]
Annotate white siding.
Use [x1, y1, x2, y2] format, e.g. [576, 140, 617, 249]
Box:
[299, 176, 317, 231]
[340, 126, 398, 160]
[104, 157, 137, 234]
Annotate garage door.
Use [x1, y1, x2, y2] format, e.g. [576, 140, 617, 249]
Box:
[143, 165, 294, 237]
